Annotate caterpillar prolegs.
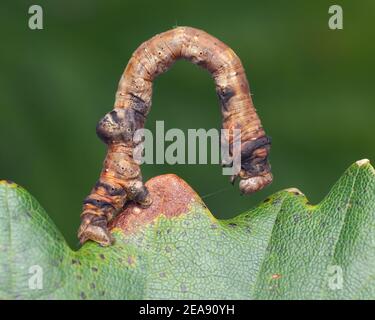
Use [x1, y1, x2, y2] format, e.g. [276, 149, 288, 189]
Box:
[78, 26, 273, 246]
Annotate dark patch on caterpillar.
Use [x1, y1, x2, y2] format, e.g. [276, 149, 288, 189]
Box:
[131, 185, 150, 204]
[217, 86, 235, 111]
[95, 181, 126, 197]
[125, 108, 145, 136]
[241, 136, 272, 160]
[86, 214, 107, 225]
[96, 117, 114, 144]
[241, 157, 271, 176]
[227, 135, 271, 165]
[196, 60, 208, 68]
[129, 92, 150, 115]
[96, 108, 144, 144]
[83, 197, 115, 210]
[109, 110, 121, 125]
[240, 137, 272, 175]
[80, 213, 113, 238]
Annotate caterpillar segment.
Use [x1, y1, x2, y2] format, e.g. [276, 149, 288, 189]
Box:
[78, 109, 151, 245]
[78, 26, 272, 246]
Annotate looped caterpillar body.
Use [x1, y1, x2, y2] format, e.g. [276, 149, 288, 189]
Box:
[78, 26, 272, 246]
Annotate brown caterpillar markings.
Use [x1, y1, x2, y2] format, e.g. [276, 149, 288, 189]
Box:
[78, 26, 273, 246]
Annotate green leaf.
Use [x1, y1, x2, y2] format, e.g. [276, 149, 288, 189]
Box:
[0, 159, 374, 299]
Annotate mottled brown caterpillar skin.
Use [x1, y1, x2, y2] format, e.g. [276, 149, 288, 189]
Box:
[78, 26, 272, 246]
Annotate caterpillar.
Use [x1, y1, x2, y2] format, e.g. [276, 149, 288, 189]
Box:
[78, 26, 273, 246]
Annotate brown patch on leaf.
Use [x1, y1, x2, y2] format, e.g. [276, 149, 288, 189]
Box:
[109, 174, 203, 233]
[271, 273, 282, 280]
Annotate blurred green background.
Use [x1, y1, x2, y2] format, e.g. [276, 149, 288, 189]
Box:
[0, 0, 374, 248]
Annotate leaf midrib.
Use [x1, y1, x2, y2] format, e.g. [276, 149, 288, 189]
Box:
[249, 193, 289, 299]
[319, 165, 361, 299]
